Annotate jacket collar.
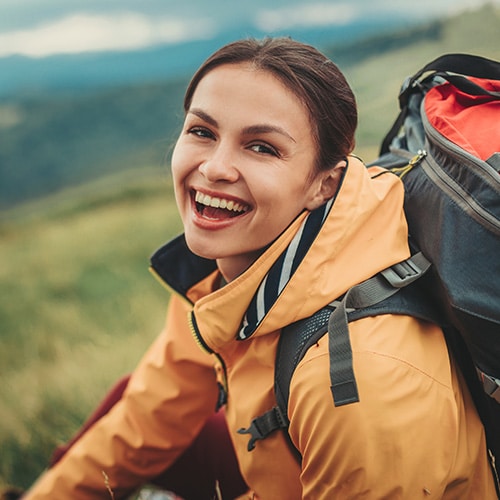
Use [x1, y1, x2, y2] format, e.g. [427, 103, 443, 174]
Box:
[150, 157, 411, 352]
[150, 234, 217, 303]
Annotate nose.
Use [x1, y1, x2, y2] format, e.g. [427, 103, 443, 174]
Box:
[198, 144, 240, 183]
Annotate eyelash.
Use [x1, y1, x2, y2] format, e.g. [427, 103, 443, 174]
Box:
[187, 126, 214, 139]
[249, 143, 280, 157]
[186, 126, 281, 158]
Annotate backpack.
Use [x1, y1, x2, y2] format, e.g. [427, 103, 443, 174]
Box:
[374, 53, 500, 393]
[238, 54, 500, 476]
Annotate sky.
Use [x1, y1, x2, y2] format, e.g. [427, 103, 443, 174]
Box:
[0, 0, 497, 58]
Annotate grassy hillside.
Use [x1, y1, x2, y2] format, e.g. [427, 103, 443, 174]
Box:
[1, 3, 499, 492]
[0, 173, 183, 489]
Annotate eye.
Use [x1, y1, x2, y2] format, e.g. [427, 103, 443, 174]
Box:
[187, 126, 215, 140]
[249, 142, 280, 157]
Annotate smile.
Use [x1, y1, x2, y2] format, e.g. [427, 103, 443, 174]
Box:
[193, 190, 250, 219]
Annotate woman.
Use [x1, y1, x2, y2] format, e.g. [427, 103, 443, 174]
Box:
[24, 37, 497, 499]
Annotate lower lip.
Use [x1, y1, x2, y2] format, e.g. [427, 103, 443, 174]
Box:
[190, 199, 250, 230]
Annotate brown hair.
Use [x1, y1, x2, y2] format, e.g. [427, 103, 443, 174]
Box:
[183, 37, 357, 172]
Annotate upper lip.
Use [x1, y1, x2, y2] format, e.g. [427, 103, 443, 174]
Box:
[192, 189, 251, 213]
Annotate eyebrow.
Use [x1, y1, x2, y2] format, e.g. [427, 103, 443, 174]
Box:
[188, 108, 297, 143]
[189, 108, 218, 127]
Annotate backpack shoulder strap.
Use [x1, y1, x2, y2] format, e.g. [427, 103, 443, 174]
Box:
[327, 252, 432, 406]
[238, 253, 435, 452]
[237, 306, 333, 453]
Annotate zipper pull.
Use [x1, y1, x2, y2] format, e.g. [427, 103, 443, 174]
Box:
[409, 149, 427, 167]
[216, 382, 227, 410]
[391, 149, 427, 178]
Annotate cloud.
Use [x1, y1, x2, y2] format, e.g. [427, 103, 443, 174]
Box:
[255, 0, 500, 31]
[1, 0, 497, 58]
[255, 3, 357, 32]
[0, 11, 216, 58]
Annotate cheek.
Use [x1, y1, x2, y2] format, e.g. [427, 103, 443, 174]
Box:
[170, 141, 184, 180]
[170, 144, 190, 209]
[255, 183, 309, 231]
[171, 143, 196, 202]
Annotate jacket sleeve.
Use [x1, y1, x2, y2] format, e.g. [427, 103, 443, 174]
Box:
[24, 294, 219, 500]
[287, 314, 491, 499]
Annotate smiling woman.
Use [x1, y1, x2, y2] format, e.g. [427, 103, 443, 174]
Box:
[172, 62, 343, 281]
[23, 37, 498, 500]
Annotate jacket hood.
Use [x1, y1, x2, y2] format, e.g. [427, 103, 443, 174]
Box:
[151, 157, 410, 352]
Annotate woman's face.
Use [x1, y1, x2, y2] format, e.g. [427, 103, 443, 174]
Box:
[172, 62, 330, 281]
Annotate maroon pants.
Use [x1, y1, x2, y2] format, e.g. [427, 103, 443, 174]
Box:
[50, 375, 248, 500]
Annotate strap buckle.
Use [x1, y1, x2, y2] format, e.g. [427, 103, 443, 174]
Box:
[381, 252, 431, 288]
[480, 371, 500, 404]
[238, 406, 288, 451]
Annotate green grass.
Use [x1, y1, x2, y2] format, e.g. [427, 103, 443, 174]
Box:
[0, 170, 182, 489]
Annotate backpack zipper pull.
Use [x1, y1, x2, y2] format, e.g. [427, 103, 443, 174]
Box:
[409, 149, 427, 167]
[390, 149, 427, 178]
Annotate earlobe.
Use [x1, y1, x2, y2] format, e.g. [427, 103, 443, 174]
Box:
[305, 160, 346, 210]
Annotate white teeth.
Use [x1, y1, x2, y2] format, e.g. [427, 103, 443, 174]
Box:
[195, 191, 247, 213]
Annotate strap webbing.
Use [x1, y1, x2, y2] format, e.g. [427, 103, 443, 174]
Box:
[238, 253, 432, 452]
[328, 253, 430, 406]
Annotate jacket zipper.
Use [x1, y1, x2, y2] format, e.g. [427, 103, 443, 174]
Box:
[150, 258, 230, 408]
[188, 311, 229, 409]
[188, 310, 214, 355]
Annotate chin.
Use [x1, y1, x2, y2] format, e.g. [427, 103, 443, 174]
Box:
[184, 237, 218, 260]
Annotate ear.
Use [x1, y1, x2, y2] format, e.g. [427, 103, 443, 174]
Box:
[305, 160, 346, 211]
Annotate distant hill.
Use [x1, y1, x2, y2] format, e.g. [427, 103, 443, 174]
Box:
[0, 17, 408, 98]
[0, 78, 186, 210]
[1, 4, 499, 211]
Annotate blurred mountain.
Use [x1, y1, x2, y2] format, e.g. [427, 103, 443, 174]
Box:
[0, 17, 406, 98]
[1, 4, 499, 211]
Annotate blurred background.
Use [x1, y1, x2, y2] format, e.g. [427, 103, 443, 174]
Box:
[1, 0, 499, 491]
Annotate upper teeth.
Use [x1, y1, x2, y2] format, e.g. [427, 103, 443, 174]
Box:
[195, 191, 248, 213]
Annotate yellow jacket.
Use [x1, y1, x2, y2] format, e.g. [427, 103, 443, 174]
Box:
[25, 158, 497, 499]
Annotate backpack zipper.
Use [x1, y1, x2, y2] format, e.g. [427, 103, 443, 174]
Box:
[420, 113, 500, 236]
[420, 152, 500, 236]
[423, 110, 500, 188]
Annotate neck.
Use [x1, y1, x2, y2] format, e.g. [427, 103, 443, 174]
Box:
[217, 250, 264, 282]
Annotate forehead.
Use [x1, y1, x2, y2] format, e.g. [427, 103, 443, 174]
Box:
[192, 63, 298, 109]
[189, 63, 312, 132]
